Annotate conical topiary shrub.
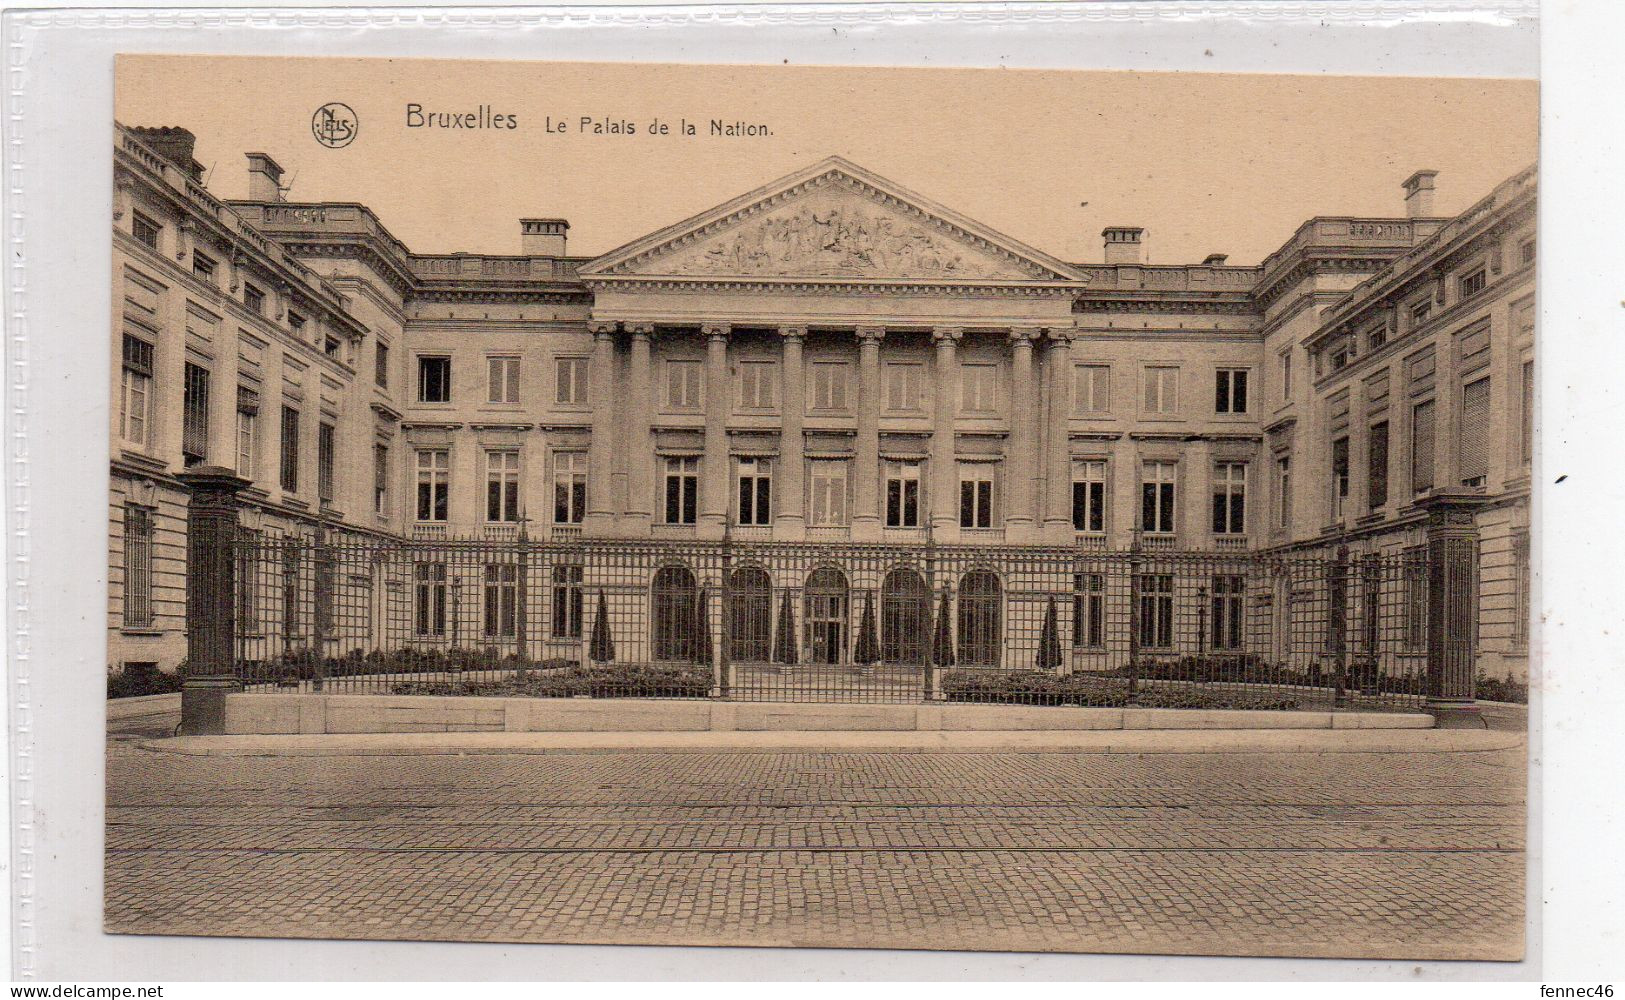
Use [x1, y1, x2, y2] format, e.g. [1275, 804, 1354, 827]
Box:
[1036, 594, 1063, 671]
[694, 587, 713, 665]
[854, 591, 880, 665]
[589, 589, 615, 664]
[772, 587, 798, 665]
[932, 590, 955, 668]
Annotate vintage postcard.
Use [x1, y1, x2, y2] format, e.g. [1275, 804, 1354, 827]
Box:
[106, 55, 1535, 959]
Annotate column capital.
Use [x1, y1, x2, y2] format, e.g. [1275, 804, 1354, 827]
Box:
[1008, 327, 1042, 345]
[855, 326, 887, 344]
[1046, 328, 1076, 346]
[702, 322, 732, 342]
[778, 325, 807, 343]
[932, 327, 962, 344]
[586, 320, 619, 338]
[626, 323, 655, 340]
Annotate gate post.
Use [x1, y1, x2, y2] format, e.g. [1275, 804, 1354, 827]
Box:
[1418, 490, 1490, 728]
[176, 466, 250, 735]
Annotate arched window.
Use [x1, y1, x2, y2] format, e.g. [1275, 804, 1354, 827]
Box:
[881, 568, 930, 665]
[727, 566, 773, 662]
[804, 566, 849, 665]
[957, 570, 1003, 667]
[651, 565, 698, 662]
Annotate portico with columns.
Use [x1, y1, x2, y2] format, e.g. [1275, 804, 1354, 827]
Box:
[573, 157, 1089, 546]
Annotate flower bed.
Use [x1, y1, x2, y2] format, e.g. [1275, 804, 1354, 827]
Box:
[942, 669, 1301, 711]
[388, 661, 712, 699]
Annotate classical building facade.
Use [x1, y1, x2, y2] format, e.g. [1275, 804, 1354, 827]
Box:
[109, 123, 1535, 680]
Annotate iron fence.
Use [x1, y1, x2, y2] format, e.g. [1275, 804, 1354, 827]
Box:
[228, 528, 1432, 711]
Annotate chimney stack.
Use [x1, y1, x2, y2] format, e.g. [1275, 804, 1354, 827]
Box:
[521, 218, 570, 256]
[1202, 253, 1229, 267]
[246, 152, 286, 202]
[1102, 227, 1145, 265]
[1402, 170, 1438, 219]
[128, 126, 204, 181]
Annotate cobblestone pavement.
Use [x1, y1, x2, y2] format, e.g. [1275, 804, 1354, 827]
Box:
[104, 715, 1526, 960]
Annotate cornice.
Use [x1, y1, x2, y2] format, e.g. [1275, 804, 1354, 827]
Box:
[584, 275, 1081, 298]
[1074, 296, 1257, 316]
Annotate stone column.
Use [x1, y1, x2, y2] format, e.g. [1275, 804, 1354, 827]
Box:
[624, 325, 656, 534]
[1043, 331, 1077, 542]
[700, 323, 731, 538]
[176, 466, 250, 735]
[930, 328, 962, 537]
[777, 327, 807, 540]
[583, 321, 618, 535]
[1419, 489, 1490, 728]
[1005, 329, 1041, 542]
[853, 327, 886, 541]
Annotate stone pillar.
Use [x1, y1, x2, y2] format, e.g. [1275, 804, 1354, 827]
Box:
[176, 466, 250, 735]
[700, 323, 731, 538]
[777, 327, 807, 540]
[583, 322, 618, 535]
[1182, 438, 1213, 547]
[853, 327, 885, 541]
[930, 328, 962, 537]
[1419, 490, 1490, 728]
[625, 325, 656, 534]
[1006, 329, 1041, 542]
[1043, 331, 1076, 542]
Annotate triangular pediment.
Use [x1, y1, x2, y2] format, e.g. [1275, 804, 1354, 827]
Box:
[581, 158, 1085, 285]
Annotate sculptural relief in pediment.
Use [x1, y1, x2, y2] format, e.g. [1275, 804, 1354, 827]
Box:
[646, 184, 1041, 281]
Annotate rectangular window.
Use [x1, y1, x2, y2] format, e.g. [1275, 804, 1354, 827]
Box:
[960, 363, 998, 413]
[737, 457, 773, 526]
[279, 406, 300, 493]
[737, 361, 777, 410]
[1330, 347, 1350, 372]
[235, 528, 260, 636]
[192, 252, 216, 283]
[235, 386, 258, 478]
[666, 360, 703, 411]
[288, 311, 307, 339]
[1366, 322, 1388, 353]
[1280, 351, 1293, 399]
[323, 335, 340, 360]
[1071, 459, 1106, 533]
[1520, 239, 1536, 266]
[483, 563, 518, 639]
[553, 452, 587, 524]
[1459, 267, 1488, 299]
[373, 443, 389, 516]
[1215, 369, 1249, 414]
[1211, 574, 1246, 651]
[1460, 376, 1491, 487]
[809, 362, 849, 411]
[552, 564, 584, 639]
[281, 544, 301, 639]
[243, 283, 265, 315]
[1141, 460, 1177, 534]
[122, 505, 154, 628]
[1071, 573, 1104, 649]
[1331, 436, 1350, 519]
[1521, 360, 1534, 467]
[1211, 462, 1246, 536]
[1275, 456, 1292, 530]
[959, 467, 995, 529]
[131, 212, 161, 251]
[417, 356, 451, 403]
[1143, 366, 1178, 414]
[884, 461, 922, 528]
[1368, 421, 1390, 510]
[375, 341, 389, 388]
[485, 450, 521, 523]
[1073, 364, 1110, 415]
[883, 362, 924, 412]
[808, 460, 848, 527]
[1404, 545, 1428, 650]
[413, 562, 447, 637]
[317, 421, 336, 504]
[182, 362, 210, 467]
[1411, 299, 1433, 327]
[555, 357, 587, 406]
[1411, 399, 1436, 494]
[663, 456, 699, 525]
[1512, 532, 1531, 649]
[415, 449, 450, 522]
[120, 333, 153, 447]
[1137, 574, 1174, 649]
[487, 356, 521, 405]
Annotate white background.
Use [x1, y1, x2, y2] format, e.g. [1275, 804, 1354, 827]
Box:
[6, 0, 1618, 983]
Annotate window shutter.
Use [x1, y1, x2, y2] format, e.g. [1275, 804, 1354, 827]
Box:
[1460, 378, 1491, 483]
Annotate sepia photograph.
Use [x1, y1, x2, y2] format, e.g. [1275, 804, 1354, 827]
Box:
[104, 55, 1536, 961]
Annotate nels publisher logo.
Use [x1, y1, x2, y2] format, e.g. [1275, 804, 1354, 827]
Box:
[312, 102, 358, 148]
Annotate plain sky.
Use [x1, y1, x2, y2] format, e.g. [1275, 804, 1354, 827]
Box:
[115, 56, 1538, 266]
